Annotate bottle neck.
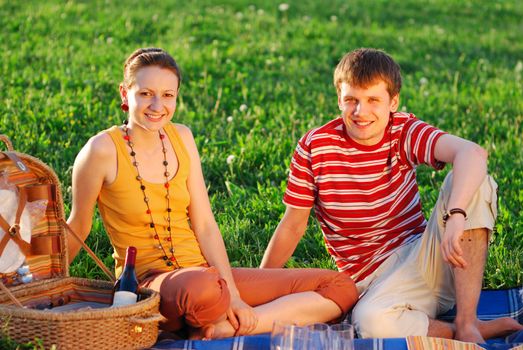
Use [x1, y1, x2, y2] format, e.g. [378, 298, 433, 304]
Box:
[124, 246, 137, 267]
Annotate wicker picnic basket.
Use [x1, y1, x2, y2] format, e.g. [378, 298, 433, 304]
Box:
[0, 134, 162, 350]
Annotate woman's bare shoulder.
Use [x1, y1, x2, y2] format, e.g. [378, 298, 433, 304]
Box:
[75, 130, 117, 166]
[173, 123, 197, 148]
[173, 123, 193, 138]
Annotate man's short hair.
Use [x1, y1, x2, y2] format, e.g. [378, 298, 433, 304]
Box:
[334, 48, 402, 97]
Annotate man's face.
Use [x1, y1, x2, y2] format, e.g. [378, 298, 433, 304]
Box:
[338, 80, 399, 146]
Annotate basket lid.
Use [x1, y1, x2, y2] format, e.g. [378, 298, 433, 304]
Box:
[0, 135, 69, 287]
[0, 185, 33, 274]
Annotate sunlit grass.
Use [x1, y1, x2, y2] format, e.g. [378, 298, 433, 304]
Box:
[0, 0, 521, 294]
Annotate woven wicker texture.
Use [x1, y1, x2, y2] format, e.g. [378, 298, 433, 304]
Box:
[0, 278, 161, 350]
[0, 135, 162, 349]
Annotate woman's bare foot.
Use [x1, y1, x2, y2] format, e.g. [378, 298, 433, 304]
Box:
[188, 320, 237, 340]
[188, 325, 215, 340]
[206, 319, 236, 339]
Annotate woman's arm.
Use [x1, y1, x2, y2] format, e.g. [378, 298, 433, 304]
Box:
[67, 133, 114, 261]
[177, 124, 257, 335]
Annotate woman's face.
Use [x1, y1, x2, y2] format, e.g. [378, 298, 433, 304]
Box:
[121, 66, 179, 132]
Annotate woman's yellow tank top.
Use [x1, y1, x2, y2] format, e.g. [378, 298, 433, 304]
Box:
[98, 123, 207, 280]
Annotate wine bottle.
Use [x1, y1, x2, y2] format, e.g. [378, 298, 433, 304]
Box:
[111, 246, 139, 307]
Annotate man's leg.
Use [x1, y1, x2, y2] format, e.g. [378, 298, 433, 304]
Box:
[425, 227, 487, 340]
[352, 243, 438, 338]
[427, 173, 522, 341]
[354, 172, 522, 340]
[450, 228, 488, 342]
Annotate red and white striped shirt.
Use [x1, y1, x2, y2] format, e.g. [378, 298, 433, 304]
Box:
[283, 112, 446, 282]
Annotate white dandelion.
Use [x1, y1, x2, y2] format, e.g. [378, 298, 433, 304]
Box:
[227, 116, 233, 123]
[239, 104, 248, 112]
[419, 77, 428, 85]
[226, 155, 236, 165]
[278, 3, 289, 12]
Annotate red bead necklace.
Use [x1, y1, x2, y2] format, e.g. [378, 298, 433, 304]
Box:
[123, 121, 179, 269]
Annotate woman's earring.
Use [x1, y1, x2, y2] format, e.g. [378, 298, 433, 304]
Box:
[120, 102, 129, 112]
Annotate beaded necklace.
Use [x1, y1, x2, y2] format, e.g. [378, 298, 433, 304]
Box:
[122, 121, 179, 268]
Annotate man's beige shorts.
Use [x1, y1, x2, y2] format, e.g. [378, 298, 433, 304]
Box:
[352, 172, 498, 338]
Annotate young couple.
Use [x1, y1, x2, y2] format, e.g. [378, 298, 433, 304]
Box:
[68, 47, 521, 341]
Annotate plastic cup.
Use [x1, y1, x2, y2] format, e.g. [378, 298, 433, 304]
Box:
[270, 320, 308, 350]
[329, 323, 354, 350]
[305, 323, 330, 349]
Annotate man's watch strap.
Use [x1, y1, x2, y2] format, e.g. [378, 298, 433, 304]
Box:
[442, 208, 467, 223]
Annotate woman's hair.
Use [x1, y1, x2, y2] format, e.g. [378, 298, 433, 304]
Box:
[122, 48, 182, 89]
[334, 48, 402, 97]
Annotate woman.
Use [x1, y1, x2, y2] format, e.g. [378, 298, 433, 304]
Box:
[67, 47, 358, 339]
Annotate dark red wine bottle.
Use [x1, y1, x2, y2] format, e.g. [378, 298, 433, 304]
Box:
[111, 246, 139, 307]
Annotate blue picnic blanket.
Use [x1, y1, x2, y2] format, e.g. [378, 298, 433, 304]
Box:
[149, 288, 523, 350]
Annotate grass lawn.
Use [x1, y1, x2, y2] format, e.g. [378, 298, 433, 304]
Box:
[0, 0, 521, 294]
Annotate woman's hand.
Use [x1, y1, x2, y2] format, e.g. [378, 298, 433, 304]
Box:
[226, 294, 258, 335]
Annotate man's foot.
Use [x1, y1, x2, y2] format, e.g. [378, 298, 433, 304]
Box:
[454, 322, 484, 343]
[477, 318, 523, 339]
[455, 317, 523, 343]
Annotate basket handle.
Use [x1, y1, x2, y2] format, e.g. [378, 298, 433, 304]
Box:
[0, 280, 24, 307]
[60, 219, 116, 283]
[0, 151, 31, 174]
[129, 313, 166, 325]
[0, 135, 14, 151]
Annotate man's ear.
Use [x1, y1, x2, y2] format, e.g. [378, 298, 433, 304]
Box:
[337, 94, 343, 111]
[390, 94, 400, 112]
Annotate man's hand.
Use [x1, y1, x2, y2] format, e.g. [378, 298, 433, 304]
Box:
[226, 294, 258, 336]
[441, 214, 467, 268]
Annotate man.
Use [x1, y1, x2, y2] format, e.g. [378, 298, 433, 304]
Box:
[261, 48, 522, 342]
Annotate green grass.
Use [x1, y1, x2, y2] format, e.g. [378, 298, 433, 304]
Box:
[0, 0, 522, 296]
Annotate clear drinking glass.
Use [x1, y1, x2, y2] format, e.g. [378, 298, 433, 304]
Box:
[305, 323, 330, 349]
[329, 323, 354, 350]
[270, 321, 308, 350]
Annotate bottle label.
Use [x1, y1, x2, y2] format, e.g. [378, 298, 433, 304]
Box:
[112, 291, 138, 307]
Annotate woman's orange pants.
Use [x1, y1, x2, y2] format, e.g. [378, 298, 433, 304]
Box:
[141, 267, 357, 331]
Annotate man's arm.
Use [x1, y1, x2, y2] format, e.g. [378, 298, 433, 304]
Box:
[260, 206, 311, 268]
[433, 133, 488, 268]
